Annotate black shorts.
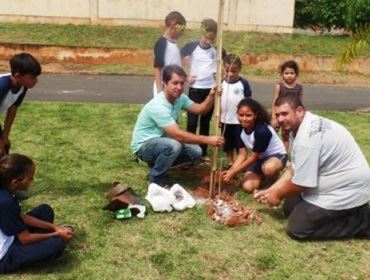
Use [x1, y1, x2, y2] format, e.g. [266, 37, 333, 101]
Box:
[246, 153, 288, 175]
[221, 123, 240, 152]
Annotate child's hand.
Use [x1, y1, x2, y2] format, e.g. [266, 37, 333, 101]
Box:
[187, 75, 197, 84]
[222, 170, 234, 183]
[271, 118, 279, 130]
[56, 227, 73, 242]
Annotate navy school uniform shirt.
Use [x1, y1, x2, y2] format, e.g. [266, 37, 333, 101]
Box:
[0, 187, 27, 259]
[236, 123, 286, 159]
[0, 74, 27, 113]
[153, 36, 181, 69]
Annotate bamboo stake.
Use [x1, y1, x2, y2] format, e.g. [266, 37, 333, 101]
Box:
[209, 0, 225, 198]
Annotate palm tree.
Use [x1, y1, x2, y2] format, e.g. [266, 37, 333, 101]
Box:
[337, 0, 369, 66]
[337, 25, 370, 66]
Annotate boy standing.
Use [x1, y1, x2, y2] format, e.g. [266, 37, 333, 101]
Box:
[153, 11, 186, 96]
[181, 19, 224, 160]
[0, 53, 41, 157]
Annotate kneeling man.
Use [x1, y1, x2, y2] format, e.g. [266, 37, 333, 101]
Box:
[131, 65, 224, 184]
[255, 95, 370, 240]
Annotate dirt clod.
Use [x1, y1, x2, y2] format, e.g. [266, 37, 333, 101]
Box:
[207, 193, 262, 227]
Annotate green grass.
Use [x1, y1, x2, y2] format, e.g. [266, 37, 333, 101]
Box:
[3, 101, 369, 279]
[0, 22, 370, 57]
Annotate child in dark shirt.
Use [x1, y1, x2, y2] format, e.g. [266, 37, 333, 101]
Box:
[0, 53, 41, 157]
[0, 154, 73, 274]
[153, 11, 186, 96]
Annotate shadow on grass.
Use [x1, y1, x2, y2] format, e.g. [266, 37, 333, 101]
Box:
[258, 207, 286, 221]
[13, 248, 80, 275]
[31, 181, 113, 197]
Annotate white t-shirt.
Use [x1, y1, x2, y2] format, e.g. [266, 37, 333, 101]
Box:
[181, 42, 217, 89]
[0, 229, 14, 260]
[239, 124, 286, 159]
[220, 78, 252, 124]
[153, 37, 181, 96]
[291, 112, 370, 210]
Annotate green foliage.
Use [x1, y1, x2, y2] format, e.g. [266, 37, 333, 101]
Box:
[294, 0, 370, 32]
[294, 0, 347, 30]
[345, 0, 370, 31]
[337, 25, 370, 66]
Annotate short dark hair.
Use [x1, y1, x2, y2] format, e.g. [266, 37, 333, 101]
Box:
[162, 65, 187, 84]
[223, 54, 242, 69]
[165, 11, 186, 27]
[201, 18, 218, 34]
[279, 60, 299, 76]
[274, 95, 305, 110]
[237, 98, 270, 125]
[10, 53, 41, 76]
[0, 154, 34, 187]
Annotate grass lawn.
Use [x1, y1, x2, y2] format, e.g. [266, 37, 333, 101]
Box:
[3, 101, 370, 279]
[0, 22, 370, 57]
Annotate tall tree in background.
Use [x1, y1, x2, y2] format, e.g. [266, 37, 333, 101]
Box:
[294, 0, 369, 65]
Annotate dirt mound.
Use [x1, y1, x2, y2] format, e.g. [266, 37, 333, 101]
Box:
[190, 170, 262, 227]
[208, 193, 262, 227]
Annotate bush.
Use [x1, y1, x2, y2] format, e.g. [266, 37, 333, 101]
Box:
[294, 0, 370, 32]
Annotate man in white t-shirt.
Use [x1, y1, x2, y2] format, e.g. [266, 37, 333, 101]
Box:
[255, 95, 370, 240]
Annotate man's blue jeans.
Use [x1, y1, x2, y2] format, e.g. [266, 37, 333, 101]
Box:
[136, 137, 202, 183]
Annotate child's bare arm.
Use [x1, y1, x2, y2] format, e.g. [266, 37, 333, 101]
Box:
[1, 106, 18, 155]
[21, 213, 56, 232]
[19, 213, 73, 244]
[271, 84, 280, 128]
[17, 228, 73, 245]
[154, 67, 162, 93]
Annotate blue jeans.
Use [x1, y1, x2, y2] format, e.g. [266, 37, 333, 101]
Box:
[136, 137, 202, 183]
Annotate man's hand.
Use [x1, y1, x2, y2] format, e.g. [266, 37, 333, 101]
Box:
[208, 86, 222, 98]
[254, 188, 282, 206]
[206, 136, 224, 147]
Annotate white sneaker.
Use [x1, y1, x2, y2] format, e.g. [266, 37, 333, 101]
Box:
[170, 184, 196, 211]
[145, 183, 176, 212]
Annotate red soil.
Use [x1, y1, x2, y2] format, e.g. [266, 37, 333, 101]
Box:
[190, 169, 262, 227]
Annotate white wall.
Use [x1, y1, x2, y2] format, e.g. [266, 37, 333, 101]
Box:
[0, 0, 295, 33]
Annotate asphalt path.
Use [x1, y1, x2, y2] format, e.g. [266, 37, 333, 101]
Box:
[28, 74, 370, 111]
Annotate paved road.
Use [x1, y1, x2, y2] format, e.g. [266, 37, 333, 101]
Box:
[28, 74, 370, 110]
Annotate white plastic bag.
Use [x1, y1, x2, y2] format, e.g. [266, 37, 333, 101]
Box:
[170, 184, 196, 211]
[145, 183, 176, 212]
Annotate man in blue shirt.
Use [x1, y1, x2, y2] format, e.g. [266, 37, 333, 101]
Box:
[131, 65, 224, 184]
